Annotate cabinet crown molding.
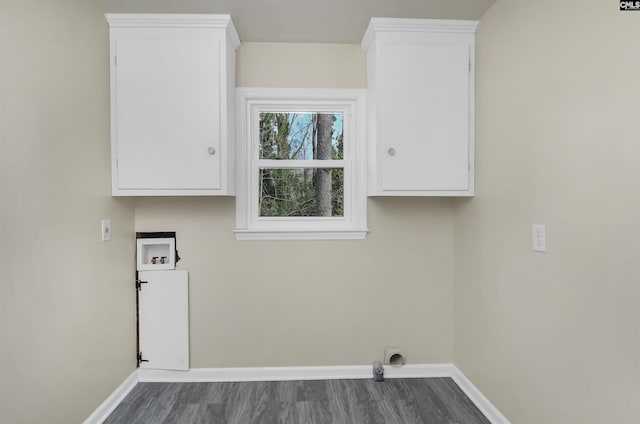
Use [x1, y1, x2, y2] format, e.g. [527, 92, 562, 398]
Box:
[105, 13, 240, 49]
[361, 17, 478, 49]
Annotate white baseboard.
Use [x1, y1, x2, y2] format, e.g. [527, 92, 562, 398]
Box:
[88, 364, 510, 424]
[137, 363, 455, 382]
[82, 370, 139, 424]
[451, 366, 511, 424]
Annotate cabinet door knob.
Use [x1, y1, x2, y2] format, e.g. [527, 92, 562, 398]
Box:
[387, 147, 396, 156]
[208, 147, 216, 155]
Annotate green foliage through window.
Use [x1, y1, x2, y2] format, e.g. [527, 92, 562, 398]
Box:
[259, 112, 344, 217]
[259, 168, 344, 217]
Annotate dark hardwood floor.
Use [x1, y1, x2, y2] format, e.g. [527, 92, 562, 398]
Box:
[104, 377, 490, 424]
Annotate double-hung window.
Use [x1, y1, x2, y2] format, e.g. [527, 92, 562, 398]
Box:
[235, 88, 368, 240]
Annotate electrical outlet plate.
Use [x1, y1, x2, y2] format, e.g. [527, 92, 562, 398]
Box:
[532, 224, 546, 252]
[102, 219, 112, 241]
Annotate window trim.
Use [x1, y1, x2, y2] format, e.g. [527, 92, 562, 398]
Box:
[235, 88, 368, 240]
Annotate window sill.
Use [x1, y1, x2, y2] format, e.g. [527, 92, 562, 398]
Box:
[234, 228, 369, 241]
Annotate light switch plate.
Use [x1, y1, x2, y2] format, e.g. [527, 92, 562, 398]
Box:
[102, 219, 112, 241]
[532, 224, 546, 252]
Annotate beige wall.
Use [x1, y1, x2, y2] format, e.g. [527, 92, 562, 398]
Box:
[454, 1, 640, 423]
[0, 1, 136, 423]
[134, 42, 455, 368]
[237, 43, 366, 88]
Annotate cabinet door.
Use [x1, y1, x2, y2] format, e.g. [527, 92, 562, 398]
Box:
[114, 34, 221, 191]
[138, 270, 189, 371]
[378, 42, 471, 192]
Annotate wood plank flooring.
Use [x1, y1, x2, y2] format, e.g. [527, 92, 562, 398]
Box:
[104, 377, 490, 424]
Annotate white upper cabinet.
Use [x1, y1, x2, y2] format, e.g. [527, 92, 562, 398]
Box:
[362, 18, 478, 196]
[106, 14, 240, 196]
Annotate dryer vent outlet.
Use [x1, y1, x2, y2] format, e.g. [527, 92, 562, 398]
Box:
[384, 347, 406, 367]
